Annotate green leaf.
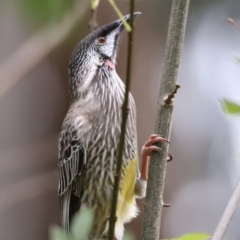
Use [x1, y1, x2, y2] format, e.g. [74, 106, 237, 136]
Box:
[71, 206, 94, 240]
[123, 231, 134, 240]
[220, 99, 240, 115]
[178, 232, 210, 240]
[235, 56, 240, 63]
[161, 232, 210, 240]
[49, 225, 69, 240]
[161, 238, 177, 240]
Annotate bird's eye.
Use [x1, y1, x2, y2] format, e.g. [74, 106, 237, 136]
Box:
[98, 37, 106, 44]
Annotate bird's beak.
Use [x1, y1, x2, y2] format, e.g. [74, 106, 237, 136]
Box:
[115, 12, 142, 34]
[108, 12, 141, 69]
[92, 12, 141, 39]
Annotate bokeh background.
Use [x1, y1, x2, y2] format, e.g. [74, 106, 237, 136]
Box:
[1, 0, 240, 239]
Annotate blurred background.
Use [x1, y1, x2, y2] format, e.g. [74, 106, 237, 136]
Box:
[1, 0, 240, 239]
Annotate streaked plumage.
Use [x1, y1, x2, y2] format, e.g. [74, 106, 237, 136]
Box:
[58, 13, 146, 240]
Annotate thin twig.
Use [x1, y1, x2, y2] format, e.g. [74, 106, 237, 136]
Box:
[108, 0, 131, 32]
[141, 1, 190, 240]
[89, 0, 100, 31]
[212, 178, 240, 240]
[108, 1, 135, 239]
[0, 0, 89, 97]
[227, 18, 240, 31]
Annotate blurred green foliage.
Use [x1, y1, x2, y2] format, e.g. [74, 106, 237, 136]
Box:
[17, 0, 131, 32]
[161, 232, 210, 240]
[221, 99, 240, 115]
[220, 55, 240, 115]
[220, 54, 240, 115]
[49, 206, 134, 240]
[50, 207, 94, 240]
[18, 0, 74, 26]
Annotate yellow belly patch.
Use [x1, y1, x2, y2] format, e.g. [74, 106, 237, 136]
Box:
[115, 156, 138, 236]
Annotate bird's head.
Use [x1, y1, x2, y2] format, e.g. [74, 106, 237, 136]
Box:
[69, 12, 141, 100]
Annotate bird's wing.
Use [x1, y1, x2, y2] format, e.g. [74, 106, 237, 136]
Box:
[58, 123, 86, 231]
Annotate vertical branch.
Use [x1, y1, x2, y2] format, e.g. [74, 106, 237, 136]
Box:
[89, 0, 100, 31]
[141, 1, 190, 240]
[108, 1, 135, 239]
[212, 178, 240, 240]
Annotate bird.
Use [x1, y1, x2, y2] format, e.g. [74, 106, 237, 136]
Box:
[58, 12, 168, 240]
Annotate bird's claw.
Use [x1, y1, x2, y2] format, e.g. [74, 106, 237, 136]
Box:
[141, 145, 162, 157]
[141, 134, 170, 158]
[141, 134, 171, 180]
[149, 134, 170, 144]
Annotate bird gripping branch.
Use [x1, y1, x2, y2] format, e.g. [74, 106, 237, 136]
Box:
[58, 13, 169, 240]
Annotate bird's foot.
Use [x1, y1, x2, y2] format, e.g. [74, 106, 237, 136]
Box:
[140, 134, 170, 180]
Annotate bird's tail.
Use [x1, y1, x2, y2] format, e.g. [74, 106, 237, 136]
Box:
[60, 187, 72, 231]
[60, 185, 80, 232]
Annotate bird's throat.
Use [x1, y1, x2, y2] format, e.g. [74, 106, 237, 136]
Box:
[106, 59, 115, 70]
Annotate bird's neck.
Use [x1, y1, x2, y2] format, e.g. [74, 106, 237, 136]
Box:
[96, 67, 125, 104]
[70, 65, 125, 104]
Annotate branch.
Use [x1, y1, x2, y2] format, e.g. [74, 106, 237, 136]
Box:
[108, 0, 131, 32]
[227, 18, 240, 31]
[141, 1, 190, 240]
[212, 178, 240, 240]
[108, 2, 136, 239]
[0, 0, 89, 97]
[89, 0, 100, 31]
